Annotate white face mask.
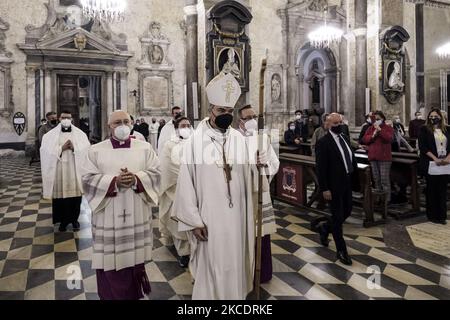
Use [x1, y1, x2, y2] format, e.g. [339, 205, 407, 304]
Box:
[244, 119, 258, 134]
[375, 120, 383, 126]
[417, 115, 423, 120]
[295, 115, 302, 120]
[367, 118, 372, 124]
[114, 125, 131, 141]
[61, 119, 72, 128]
[178, 128, 192, 140]
[289, 126, 296, 131]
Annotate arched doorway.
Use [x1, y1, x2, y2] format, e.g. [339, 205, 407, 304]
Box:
[296, 43, 338, 114]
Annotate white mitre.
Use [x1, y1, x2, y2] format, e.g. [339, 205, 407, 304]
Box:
[206, 72, 241, 108]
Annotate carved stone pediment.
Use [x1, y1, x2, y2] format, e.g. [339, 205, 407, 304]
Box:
[36, 27, 119, 54]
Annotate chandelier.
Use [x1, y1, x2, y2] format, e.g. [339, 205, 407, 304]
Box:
[308, 6, 343, 48]
[436, 42, 450, 59]
[80, 0, 127, 23]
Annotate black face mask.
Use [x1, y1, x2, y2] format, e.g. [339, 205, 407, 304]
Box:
[50, 120, 58, 126]
[214, 113, 233, 130]
[430, 118, 441, 125]
[330, 125, 343, 135]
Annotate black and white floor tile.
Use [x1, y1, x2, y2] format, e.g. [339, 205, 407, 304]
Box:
[0, 158, 449, 300]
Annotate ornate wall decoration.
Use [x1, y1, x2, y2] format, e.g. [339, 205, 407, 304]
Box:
[206, 1, 253, 92]
[380, 25, 410, 104]
[137, 22, 174, 116]
[0, 17, 14, 118]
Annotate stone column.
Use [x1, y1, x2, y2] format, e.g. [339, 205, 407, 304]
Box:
[112, 72, 118, 111]
[106, 72, 114, 117]
[185, 0, 199, 121]
[354, 0, 368, 125]
[415, 3, 425, 110]
[120, 71, 128, 113]
[185, 0, 199, 123]
[26, 66, 36, 147]
[39, 69, 44, 120]
[44, 69, 52, 114]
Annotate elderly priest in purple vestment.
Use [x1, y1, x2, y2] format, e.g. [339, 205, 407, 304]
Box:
[81, 110, 160, 300]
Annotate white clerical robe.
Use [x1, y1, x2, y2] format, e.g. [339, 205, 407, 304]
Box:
[244, 132, 280, 236]
[131, 130, 146, 142]
[40, 124, 90, 200]
[172, 118, 255, 300]
[81, 139, 160, 271]
[159, 136, 190, 256]
[149, 122, 160, 149]
[157, 120, 175, 155]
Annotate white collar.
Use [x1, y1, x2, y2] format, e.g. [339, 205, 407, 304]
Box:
[329, 130, 341, 139]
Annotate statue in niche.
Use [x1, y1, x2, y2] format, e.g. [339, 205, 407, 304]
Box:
[271, 74, 281, 103]
[221, 48, 240, 79]
[150, 45, 163, 64]
[388, 61, 404, 90]
[308, 0, 328, 12]
[150, 22, 166, 40]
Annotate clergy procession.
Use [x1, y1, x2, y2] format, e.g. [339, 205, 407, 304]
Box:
[37, 71, 279, 300]
[2, 0, 450, 305]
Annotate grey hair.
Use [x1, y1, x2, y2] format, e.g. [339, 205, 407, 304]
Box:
[108, 110, 131, 125]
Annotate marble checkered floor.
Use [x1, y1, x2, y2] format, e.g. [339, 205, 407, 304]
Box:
[1, 158, 450, 300]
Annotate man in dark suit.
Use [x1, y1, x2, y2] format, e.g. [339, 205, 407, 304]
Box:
[315, 113, 357, 265]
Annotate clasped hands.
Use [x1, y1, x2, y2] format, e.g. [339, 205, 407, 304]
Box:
[116, 168, 136, 189]
[434, 158, 450, 166]
[61, 140, 74, 152]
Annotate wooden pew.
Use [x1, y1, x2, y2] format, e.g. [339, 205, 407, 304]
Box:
[354, 153, 422, 218]
[279, 143, 312, 156]
[272, 153, 383, 227]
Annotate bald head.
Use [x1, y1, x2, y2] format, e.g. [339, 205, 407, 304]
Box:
[328, 113, 343, 134]
[108, 111, 132, 140]
[108, 110, 131, 125]
[328, 113, 342, 124]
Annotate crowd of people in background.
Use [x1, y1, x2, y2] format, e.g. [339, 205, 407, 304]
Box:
[283, 106, 449, 225]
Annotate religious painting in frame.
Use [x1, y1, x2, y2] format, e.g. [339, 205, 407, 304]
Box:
[215, 45, 244, 86]
[380, 25, 410, 104]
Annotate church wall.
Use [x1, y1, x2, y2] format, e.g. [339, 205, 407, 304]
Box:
[423, 5, 450, 111]
[0, 1, 47, 145]
[248, 0, 286, 110]
[0, 0, 187, 147]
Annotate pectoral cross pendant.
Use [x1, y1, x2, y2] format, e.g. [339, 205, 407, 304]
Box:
[222, 144, 234, 209]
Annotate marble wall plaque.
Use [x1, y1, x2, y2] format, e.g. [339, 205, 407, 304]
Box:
[406, 223, 450, 258]
[0, 70, 5, 110]
[143, 76, 168, 110]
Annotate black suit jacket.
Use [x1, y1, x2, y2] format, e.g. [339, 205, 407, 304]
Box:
[316, 132, 358, 193]
[418, 125, 450, 175]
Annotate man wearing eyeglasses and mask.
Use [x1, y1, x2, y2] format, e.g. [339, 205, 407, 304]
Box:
[172, 72, 256, 300]
[40, 110, 90, 232]
[236, 104, 280, 284]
